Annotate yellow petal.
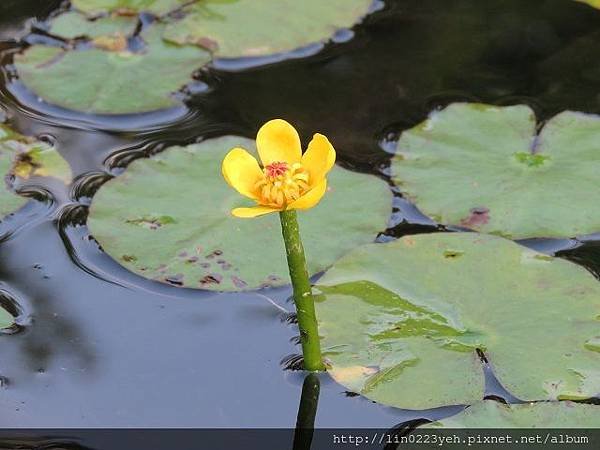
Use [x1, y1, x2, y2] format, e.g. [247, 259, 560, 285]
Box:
[287, 179, 327, 210]
[222, 147, 262, 200]
[256, 119, 302, 166]
[301, 133, 336, 186]
[232, 205, 281, 218]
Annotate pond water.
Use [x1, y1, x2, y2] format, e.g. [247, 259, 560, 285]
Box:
[0, 0, 598, 430]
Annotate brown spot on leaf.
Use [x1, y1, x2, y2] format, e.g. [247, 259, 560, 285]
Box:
[402, 236, 416, 247]
[205, 250, 223, 259]
[165, 273, 184, 286]
[125, 215, 175, 230]
[121, 254, 137, 262]
[194, 37, 219, 52]
[200, 273, 222, 285]
[93, 34, 128, 52]
[113, 8, 138, 17]
[35, 50, 66, 69]
[443, 250, 464, 259]
[460, 207, 490, 229]
[186, 256, 198, 263]
[231, 276, 247, 289]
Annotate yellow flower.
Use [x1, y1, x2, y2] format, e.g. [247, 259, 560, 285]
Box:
[222, 119, 336, 218]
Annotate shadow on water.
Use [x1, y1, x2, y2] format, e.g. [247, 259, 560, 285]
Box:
[0, 0, 597, 428]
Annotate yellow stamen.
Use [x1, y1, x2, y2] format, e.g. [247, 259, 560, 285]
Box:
[254, 161, 310, 208]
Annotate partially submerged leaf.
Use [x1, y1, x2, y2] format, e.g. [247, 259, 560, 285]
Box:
[0, 126, 29, 217]
[87, 136, 392, 291]
[162, 0, 374, 58]
[391, 104, 600, 239]
[14, 25, 211, 114]
[424, 400, 600, 428]
[0, 123, 71, 216]
[12, 145, 72, 184]
[315, 233, 600, 410]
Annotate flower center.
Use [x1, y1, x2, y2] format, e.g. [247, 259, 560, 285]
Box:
[255, 161, 310, 207]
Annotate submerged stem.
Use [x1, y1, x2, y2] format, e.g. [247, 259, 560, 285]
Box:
[279, 209, 325, 372]
[293, 373, 321, 450]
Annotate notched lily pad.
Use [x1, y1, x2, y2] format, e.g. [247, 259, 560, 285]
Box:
[424, 400, 600, 428]
[14, 25, 211, 114]
[391, 103, 600, 239]
[162, 0, 375, 58]
[87, 136, 392, 291]
[314, 233, 600, 410]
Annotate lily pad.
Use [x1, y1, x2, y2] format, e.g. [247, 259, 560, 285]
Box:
[314, 233, 600, 410]
[14, 25, 210, 114]
[424, 400, 600, 428]
[0, 123, 71, 217]
[390, 104, 600, 239]
[71, 0, 187, 16]
[162, 0, 374, 58]
[87, 136, 392, 291]
[49, 11, 138, 39]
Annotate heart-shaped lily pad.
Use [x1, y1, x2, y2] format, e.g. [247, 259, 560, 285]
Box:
[162, 0, 374, 58]
[87, 136, 392, 291]
[71, 0, 187, 16]
[314, 233, 600, 410]
[49, 11, 138, 39]
[390, 104, 600, 239]
[0, 123, 71, 217]
[424, 400, 600, 428]
[14, 25, 210, 114]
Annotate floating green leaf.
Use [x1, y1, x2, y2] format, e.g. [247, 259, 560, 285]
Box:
[49, 11, 138, 39]
[162, 0, 374, 58]
[391, 104, 600, 239]
[71, 0, 187, 16]
[87, 136, 392, 291]
[314, 233, 600, 410]
[424, 400, 600, 428]
[14, 26, 210, 114]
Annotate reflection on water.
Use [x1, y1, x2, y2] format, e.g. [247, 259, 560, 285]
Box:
[0, 0, 597, 428]
[293, 373, 321, 450]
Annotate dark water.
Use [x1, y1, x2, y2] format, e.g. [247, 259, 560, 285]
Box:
[0, 0, 598, 429]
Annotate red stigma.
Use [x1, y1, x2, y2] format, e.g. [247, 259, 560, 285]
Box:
[265, 161, 288, 177]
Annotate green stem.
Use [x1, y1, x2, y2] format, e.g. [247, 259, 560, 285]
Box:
[279, 209, 325, 371]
